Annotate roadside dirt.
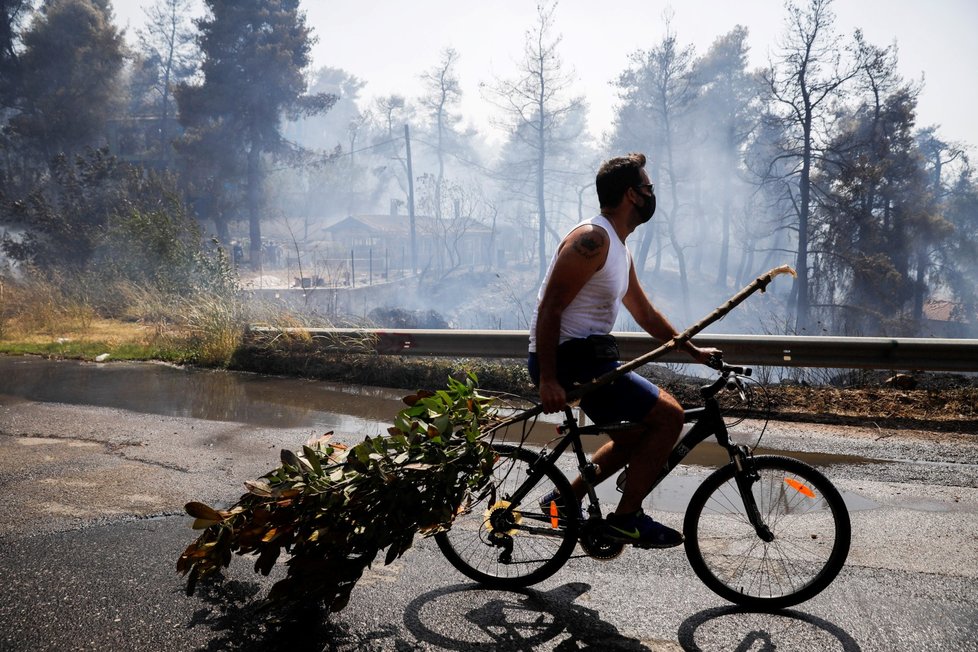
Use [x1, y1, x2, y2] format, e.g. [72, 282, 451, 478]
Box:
[754, 385, 977, 434]
[236, 336, 977, 436]
[662, 375, 978, 435]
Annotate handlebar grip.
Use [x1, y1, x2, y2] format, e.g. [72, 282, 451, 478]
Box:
[720, 362, 749, 376]
[706, 352, 750, 377]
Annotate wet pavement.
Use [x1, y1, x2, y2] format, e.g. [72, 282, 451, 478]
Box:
[3, 355, 963, 474]
[0, 355, 406, 430]
[1, 355, 976, 651]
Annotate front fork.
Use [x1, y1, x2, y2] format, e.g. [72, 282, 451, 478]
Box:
[731, 445, 775, 542]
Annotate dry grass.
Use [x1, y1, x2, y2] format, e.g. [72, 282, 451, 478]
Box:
[0, 276, 244, 364]
[1, 276, 92, 339]
[0, 274, 344, 366]
[0, 313, 193, 362]
[8, 318, 157, 347]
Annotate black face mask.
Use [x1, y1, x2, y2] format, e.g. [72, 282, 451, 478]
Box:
[637, 192, 656, 223]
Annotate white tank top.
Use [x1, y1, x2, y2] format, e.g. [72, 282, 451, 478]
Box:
[528, 215, 631, 352]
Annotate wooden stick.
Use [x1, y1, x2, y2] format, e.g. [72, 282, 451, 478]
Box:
[485, 265, 796, 433]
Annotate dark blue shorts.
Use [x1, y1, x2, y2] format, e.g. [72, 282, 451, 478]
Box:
[527, 350, 660, 425]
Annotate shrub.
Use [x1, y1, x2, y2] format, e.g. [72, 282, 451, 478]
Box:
[177, 374, 498, 612]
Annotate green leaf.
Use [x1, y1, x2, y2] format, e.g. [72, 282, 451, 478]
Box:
[355, 444, 371, 465]
[302, 446, 323, 474]
[433, 413, 451, 437]
[281, 448, 305, 470]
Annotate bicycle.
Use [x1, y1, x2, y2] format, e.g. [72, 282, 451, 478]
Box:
[434, 362, 852, 610]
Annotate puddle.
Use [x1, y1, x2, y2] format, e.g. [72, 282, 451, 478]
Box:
[553, 464, 880, 514]
[2, 357, 893, 514]
[0, 356, 883, 501]
[492, 416, 874, 469]
[491, 414, 882, 513]
[0, 356, 405, 432]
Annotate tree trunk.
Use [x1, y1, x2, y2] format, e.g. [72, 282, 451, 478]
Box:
[912, 250, 926, 324]
[691, 178, 705, 275]
[793, 113, 813, 333]
[404, 124, 417, 274]
[536, 112, 547, 282]
[634, 225, 654, 280]
[653, 220, 663, 274]
[247, 136, 262, 271]
[716, 197, 731, 287]
[664, 135, 690, 320]
[214, 213, 231, 245]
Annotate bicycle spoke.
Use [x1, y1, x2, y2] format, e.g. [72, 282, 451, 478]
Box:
[435, 444, 579, 587]
[685, 456, 850, 608]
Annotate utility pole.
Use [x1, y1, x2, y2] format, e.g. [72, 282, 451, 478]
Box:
[404, 124, 418, 274]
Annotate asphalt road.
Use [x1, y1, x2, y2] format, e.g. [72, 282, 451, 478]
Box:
[1, 358, 976, 651]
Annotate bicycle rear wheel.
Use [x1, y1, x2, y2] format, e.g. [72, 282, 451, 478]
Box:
[434, 444, 579, 589]
[683, 455, 851, 609]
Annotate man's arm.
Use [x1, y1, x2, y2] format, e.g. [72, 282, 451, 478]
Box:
[621, 263, 720, 365]
[536, 225, 608, 413]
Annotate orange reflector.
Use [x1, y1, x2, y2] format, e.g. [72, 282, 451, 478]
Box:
[549, 501, 559, 528]
[785, 478, 816, 498]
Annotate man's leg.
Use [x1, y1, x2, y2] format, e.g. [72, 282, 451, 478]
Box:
[567, 389, 684, 511]
[612, 390, 684, 513]
[597, 389, 686, 547]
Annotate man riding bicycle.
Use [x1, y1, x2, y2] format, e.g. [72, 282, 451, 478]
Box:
[527, 152, 720, 548]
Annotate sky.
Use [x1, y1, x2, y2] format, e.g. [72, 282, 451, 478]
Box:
[112, 0, 978, 150]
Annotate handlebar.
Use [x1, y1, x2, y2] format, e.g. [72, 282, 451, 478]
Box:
[704, 351, 746, 375]
[701, 362, 752, 399]
[720, 361, 750, 376]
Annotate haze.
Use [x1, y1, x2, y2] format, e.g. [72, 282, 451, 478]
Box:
[112, 0, 978, 150]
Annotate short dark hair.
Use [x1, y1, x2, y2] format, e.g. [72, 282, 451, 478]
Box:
[595, 153, 647, 208]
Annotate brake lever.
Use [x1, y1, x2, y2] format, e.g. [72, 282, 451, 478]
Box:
[726, 375, 748, 402]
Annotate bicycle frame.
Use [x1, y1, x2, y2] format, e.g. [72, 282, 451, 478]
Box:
[438, 363, 848, 606]
[502, 370, 773, 540]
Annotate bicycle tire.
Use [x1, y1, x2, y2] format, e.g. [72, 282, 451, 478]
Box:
[434, 444, 579, 589]
[683, 455, 851, 609]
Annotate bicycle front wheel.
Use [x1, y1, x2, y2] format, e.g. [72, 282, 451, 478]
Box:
[434, 444, 579, 589]
[684, 455, 851, 609]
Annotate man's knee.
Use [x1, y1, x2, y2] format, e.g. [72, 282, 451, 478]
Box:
[643, 390, 684, 432]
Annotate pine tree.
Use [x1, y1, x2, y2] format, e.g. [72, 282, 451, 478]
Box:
[175, 0, 333, 267]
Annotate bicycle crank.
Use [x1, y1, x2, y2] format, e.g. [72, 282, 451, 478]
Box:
[579, 519, 625, 560]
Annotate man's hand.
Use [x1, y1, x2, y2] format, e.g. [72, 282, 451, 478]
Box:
[690, 346, 723, 369]
[538, 378, 568, 414]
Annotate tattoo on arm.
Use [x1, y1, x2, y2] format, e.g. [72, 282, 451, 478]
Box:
[571, 230, 606, 259]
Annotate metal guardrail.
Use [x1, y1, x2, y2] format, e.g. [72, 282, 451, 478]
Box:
[248, 327, 978, 373]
